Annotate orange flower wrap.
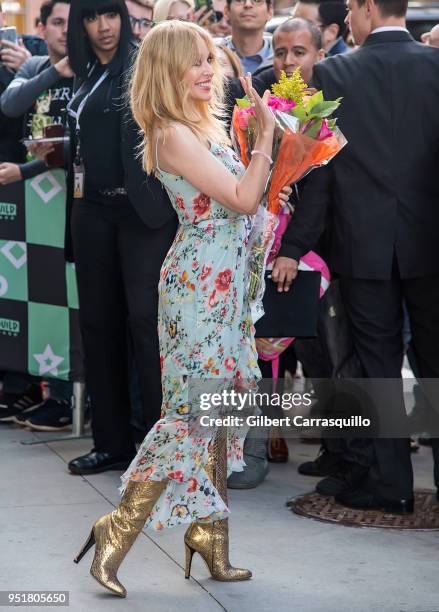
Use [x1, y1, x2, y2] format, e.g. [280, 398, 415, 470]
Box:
[232, 107, 251, 166]
[232, 106, 343, 216]
[267, 132, 341, 215]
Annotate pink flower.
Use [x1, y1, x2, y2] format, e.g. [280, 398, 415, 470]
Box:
[175, 195, 185, 210]
[236, 106, 256, 130]
[208, 290, 219, 308]
[193, 193, 211, 219]
[187, 477, 198, 493]
[316, 119, 333, 141]
[224, 356, 236, 371]
[168, 470, 185, 483]
[215, 269, 232, 292]
[268, 96, 296, 112]
[200, 265, 212, 281]
[142, 466, 156, 478]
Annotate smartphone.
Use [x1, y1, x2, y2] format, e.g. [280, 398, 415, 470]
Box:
[194, 0, 213, 12]
[0, 26, 18, 46]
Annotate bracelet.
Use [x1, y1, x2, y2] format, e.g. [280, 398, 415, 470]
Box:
[251, 149, 273, 165]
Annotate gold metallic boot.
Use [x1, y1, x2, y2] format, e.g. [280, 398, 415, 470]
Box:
[184, 429, 252, 581]
[74, 480, 166, 597]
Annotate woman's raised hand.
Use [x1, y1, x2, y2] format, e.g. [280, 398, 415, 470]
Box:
[239, 73, 275, 137]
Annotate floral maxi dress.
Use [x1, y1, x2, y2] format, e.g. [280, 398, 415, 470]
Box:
[120, 142, 276, 530]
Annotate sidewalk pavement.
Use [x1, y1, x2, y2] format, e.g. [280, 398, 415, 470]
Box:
[1, 425, 438, 612]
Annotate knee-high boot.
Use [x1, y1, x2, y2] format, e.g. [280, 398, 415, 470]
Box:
[184, 428, 252, 581]
[74, 480, 167, 597]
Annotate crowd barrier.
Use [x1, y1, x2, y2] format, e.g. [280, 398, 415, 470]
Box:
[0, 170, 87, 443]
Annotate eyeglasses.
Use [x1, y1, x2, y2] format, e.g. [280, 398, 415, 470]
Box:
[129, 15, 154, 30]
[231, 0, 267, 5]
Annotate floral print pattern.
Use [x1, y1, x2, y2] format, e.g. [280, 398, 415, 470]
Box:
[119, 143, 275, 530]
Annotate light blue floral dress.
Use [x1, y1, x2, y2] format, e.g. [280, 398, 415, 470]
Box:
[120, 141, 276, 530]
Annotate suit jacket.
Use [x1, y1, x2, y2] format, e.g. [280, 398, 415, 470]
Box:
[65, 42, 176, 260]
[281, 31, 439, 280]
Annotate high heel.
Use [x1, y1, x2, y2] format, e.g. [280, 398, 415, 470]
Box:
[184, 429, 252, 581]
[74, 530, 95, 564]
[74, 479, 167, 597]
[184, 542, 195, 579]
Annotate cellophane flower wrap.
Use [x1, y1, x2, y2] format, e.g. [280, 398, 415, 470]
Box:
[232, 68, 347, 302]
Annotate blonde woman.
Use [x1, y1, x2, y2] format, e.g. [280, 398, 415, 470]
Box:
[74, 21, 290, 598]
[153, 0, 194, 22]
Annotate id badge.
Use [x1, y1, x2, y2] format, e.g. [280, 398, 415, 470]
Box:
[73, 161, 85, 199]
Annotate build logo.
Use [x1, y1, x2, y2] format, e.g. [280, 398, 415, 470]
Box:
[0, 202, 17, 221]
[0, 317, 20, 336]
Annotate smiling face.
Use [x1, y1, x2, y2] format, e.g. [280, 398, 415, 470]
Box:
[183, 36, 215, 103]
[273, 28, 324, 84]
[83, 10, 122, 58]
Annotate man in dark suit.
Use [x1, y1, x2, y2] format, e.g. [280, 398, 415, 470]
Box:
[282, 0, 439, 512]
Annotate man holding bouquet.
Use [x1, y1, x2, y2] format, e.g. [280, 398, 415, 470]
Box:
[282, 0, 439, 511]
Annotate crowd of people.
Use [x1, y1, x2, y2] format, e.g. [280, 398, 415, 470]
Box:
[1, 0, 439, 595]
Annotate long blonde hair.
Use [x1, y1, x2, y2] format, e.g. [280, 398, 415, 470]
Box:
[130, 20, 229, 174]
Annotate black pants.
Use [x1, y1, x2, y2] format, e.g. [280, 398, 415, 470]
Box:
[71, 198, 177, 456]
[339, 271, 439, 500]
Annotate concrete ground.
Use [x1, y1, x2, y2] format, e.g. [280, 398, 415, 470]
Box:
[1, 424, 439, 612]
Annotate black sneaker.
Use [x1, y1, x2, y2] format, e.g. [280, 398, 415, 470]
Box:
[25, 398, 72, 432]
[13, 408, 39, 426]
[0, 384, 43, 423]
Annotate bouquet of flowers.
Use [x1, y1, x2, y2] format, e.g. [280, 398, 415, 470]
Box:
[233, 67, 346, 216]
[232, 68, 347, 300]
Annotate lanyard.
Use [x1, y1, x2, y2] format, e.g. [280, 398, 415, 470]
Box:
[67, 63, 109, 132]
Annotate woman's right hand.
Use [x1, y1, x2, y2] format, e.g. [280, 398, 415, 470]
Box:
[239, 73, 275, 137]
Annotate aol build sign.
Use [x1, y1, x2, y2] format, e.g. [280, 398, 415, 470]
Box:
[0, 171, 83, 382]
[0, 202, 17, 221]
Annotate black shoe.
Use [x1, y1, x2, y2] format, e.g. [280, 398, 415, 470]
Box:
[68, 450, 134, 475]
[298, 449, 344, 477]
[24, 399, 72, 431]
[335, 486, 414, 514]
[0, 384, 43, 423]
[316, 461, 369, 496]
